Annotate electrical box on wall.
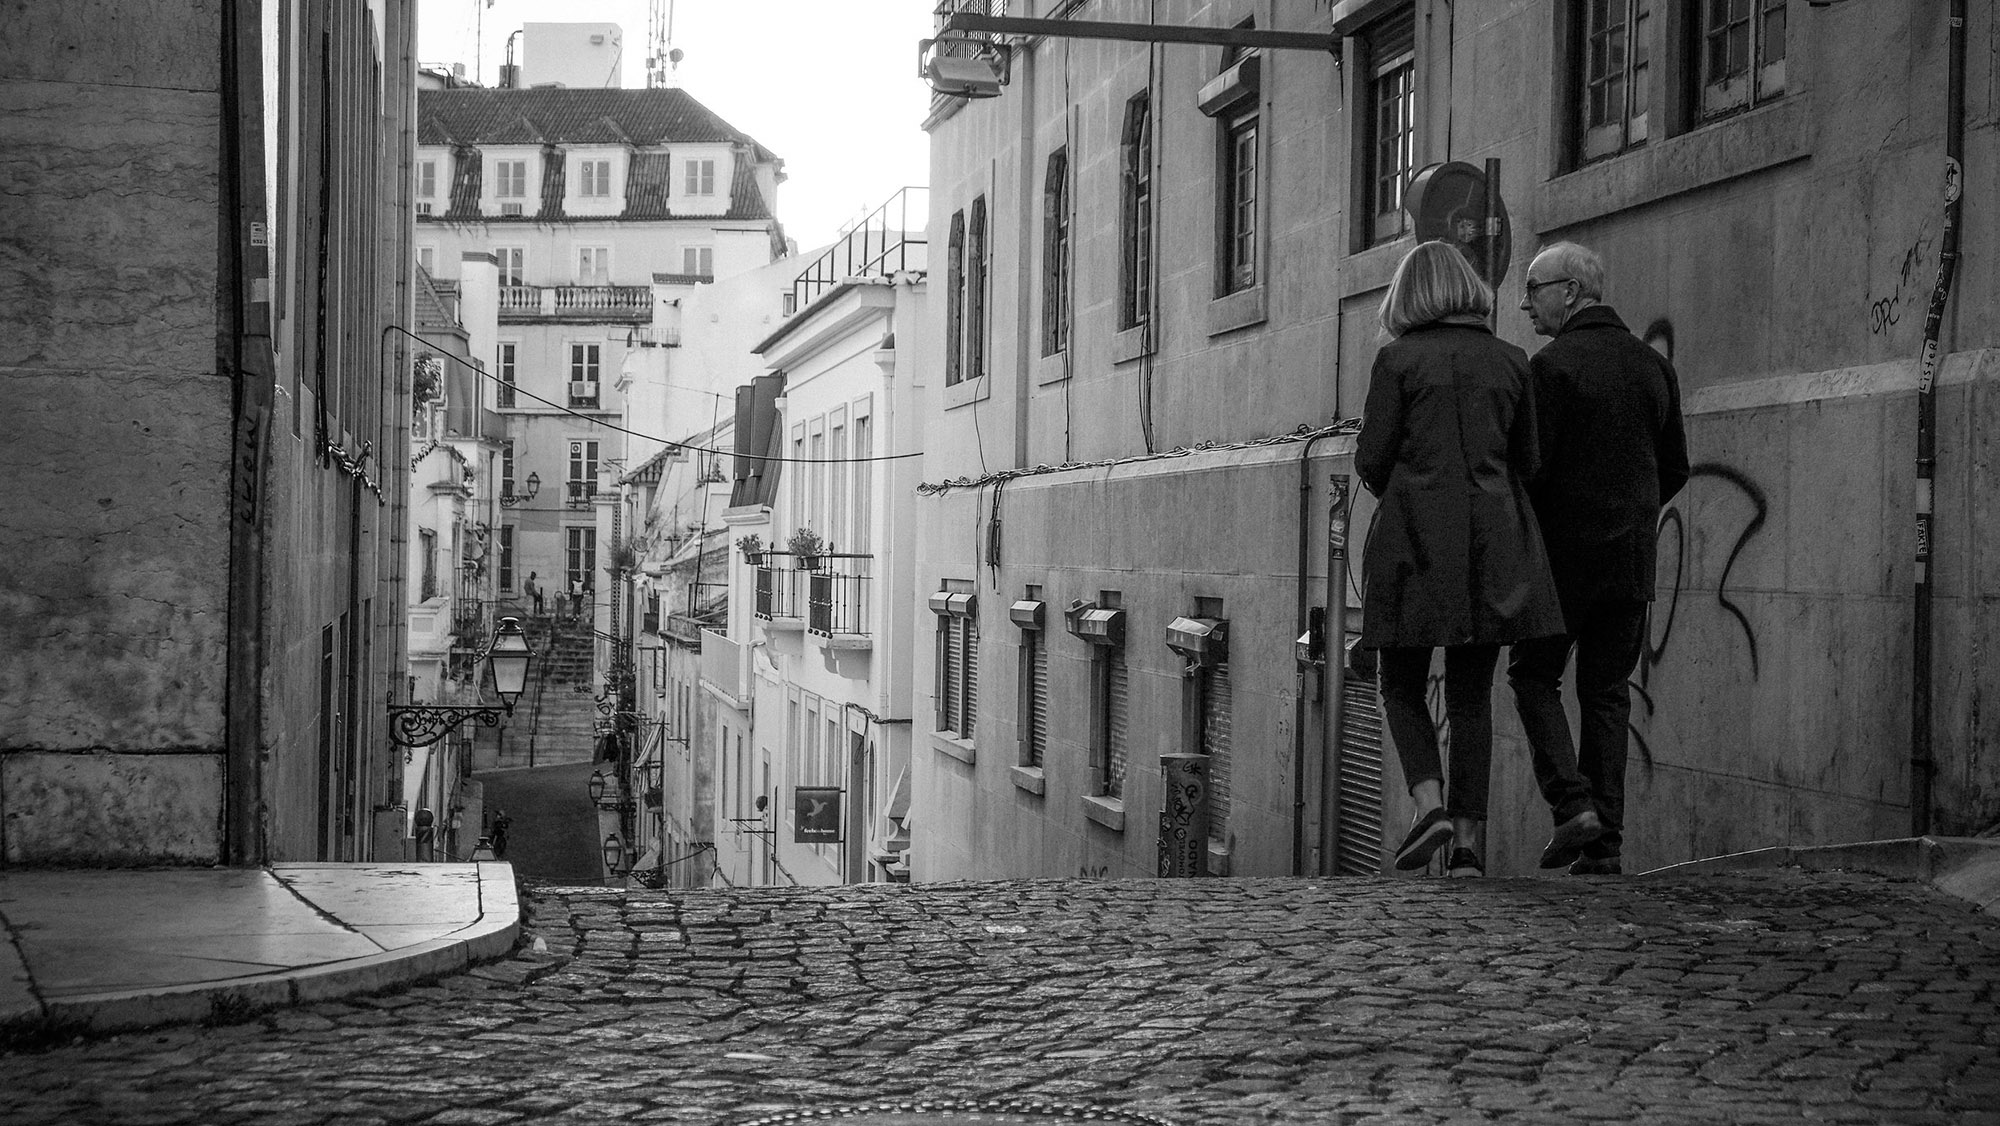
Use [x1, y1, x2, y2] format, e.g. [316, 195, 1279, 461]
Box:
[1166, 616, 1228, 667]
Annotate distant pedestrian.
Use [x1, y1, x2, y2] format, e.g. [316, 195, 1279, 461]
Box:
[490, 810, 512, 860]
[569, 578, 585, 621]
[524, 572, 545, 617]
[1358, 240, 1565, 880]
[1508, 241, 1690, 876]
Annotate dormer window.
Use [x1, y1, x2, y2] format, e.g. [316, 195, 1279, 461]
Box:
[684, 159, 716, 196]
[494, 159, 527, 197]
[578, 159, 612, 197]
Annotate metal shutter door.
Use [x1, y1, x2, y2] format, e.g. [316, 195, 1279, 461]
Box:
[1203, 661, 1233, 837]
[1335, 674, 1387, 876]
[1107, 653, 1128, 795]
[1029, 636, 1049, 767]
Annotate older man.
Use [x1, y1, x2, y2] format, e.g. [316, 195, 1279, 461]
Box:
[1510, 242, 1689, 875]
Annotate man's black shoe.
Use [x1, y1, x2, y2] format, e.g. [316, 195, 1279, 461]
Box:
[1538, 808, 1604, 869]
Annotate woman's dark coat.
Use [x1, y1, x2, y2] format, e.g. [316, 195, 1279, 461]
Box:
[1357, 320, 1565, 649]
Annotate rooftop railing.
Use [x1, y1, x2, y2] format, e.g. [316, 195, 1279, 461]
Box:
[790, 187, 929, 313]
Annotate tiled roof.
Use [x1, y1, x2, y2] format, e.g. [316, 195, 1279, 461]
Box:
[726, 158, 772, 221]
[412, 266, 463, 334]
[418, 87, 772, 157]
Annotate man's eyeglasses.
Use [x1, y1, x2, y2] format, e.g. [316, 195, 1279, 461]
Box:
[1523, 277, 1573, 297]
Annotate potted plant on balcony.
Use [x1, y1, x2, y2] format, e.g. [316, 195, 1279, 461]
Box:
[738, 533, 766, 567]
[787, 526, 827, 571]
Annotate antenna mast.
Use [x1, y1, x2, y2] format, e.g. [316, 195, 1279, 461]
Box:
[647, 0, 678, 88]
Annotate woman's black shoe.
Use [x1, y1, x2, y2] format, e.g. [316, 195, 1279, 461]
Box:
[1393, 807, 1453, 871]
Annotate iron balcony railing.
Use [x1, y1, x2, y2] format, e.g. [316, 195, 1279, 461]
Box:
[754, 555, 872, 637]
[790, 188, 928, 313]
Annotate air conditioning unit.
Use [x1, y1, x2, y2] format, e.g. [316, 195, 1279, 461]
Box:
[415, 201, 433, 215]
[569, 381, 597, 400]
[500, 202, 524, 216]
[1165, 616, 1228, 668]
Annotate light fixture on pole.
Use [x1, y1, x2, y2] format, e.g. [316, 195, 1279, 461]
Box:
[602, 832, 628, 875]
[588, 770, 607, 804]
[387, 617, 536, 747]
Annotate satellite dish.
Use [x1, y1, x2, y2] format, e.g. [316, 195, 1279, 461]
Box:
[1405, 161, 1511, 287]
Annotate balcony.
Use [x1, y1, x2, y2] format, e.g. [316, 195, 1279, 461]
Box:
[756, 554, 872, 646]
[498, 285, 653, 324]
[699, 629, 745, 705]
[789, 188, 928, 314]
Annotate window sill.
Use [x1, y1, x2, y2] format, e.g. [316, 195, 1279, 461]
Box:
[1339, 237, 1414, 300]
[1111, 323, 1154, 365]
[1034, 350, 1070, 386]
[1207, 285, 1267, 337]
[1081, 794, 1125, 832]
[930, 731, 976, 765]
[943, 372, 990, 411]
[1009, 765, 1046, 796]
[1537, 94, 1812, 234]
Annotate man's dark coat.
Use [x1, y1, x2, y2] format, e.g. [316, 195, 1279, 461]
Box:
[1526, 305, 1691, 619]
[1357, 320, 1566, 649]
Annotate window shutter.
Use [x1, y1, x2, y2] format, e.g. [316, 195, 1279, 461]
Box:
[1203, 662, 1234, 838]
[1029, 636, 1049, 768]
[1106, 652, 1128, 796]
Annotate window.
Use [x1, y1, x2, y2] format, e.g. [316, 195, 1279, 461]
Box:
[496, 247, 525, 287]
[1701, 0, 1786, 119]
[830, 416, 848, 553]
[1579, 0, 1653, 161]
[684, 158, 716, 195]
[1221, 112, 1259, 293]
[1354, 10, 1416, 247]
[1016, 588, 1048, 770]
[568, 439, 600, 503]
[419, 529, 438, 601]
[852, 412, 872, 555]
[496, 343, 516, 408]
[415, 246, 435, 275]
[1041, 148, 1070, 356]
[682, 246, 713, 278]
[569, 344, 600, 406]
[578, 158, 611, 197]
[945, 209, 965, 386]
[1120, 94, 1154, 328]
[932, 585, 978, 740]
[500, 440, 516, 496]
[416, 159, 437, 198]
[1094, 646, 1128, 799]
[494, 159, 527, 198]
[966, 196, 988, 381]
[498, 525, 515, 590]
[577, 247, 610, 285]
[565, 526, 596, 597]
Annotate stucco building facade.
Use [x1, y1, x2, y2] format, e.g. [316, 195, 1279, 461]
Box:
[914, 0, 1998, 881]
[0, 3, 418, 865]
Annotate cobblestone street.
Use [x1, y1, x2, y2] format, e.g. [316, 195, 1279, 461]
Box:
[2, 870, 1996, 1125]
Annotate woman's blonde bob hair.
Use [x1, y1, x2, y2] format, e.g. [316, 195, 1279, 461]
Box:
[1377, 240, 1494, 338]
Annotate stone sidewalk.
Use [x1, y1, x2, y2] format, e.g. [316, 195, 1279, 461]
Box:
[1, 856, 1996, 1125]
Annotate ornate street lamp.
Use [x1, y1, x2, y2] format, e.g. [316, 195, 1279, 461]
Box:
[601, 832, 629, 875]
[587, 770, 607, 804]
[387, 617, 536, 748]
[499, 471, 540, 508]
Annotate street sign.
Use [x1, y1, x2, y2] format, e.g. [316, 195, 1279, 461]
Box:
[794, 786, 842, 843]
[1405, 161, 1512, 287]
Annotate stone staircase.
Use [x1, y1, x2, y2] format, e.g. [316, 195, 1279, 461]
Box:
[491, 612, 605, 769]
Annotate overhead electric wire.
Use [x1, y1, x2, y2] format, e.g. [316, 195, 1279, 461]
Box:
[390, 325, 923, 466]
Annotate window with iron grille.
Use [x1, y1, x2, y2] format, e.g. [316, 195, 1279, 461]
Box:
[1041, 148, 1070, 356]
[945, 209, 965, 386]
[967, 195, 988, 381]
[1578, 0, 1653, 162]
[1357, 9, 1416, 247]
[1120, 94, 1154, 329]
[1700, 0, 1785, 120]
[496, 343, 516, 407]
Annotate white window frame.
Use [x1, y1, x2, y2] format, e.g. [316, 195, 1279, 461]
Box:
[577, 246, 611, 286]
[494, 158, 528, 198]
[682, 246, 714, 278]
[577, 157, 612, 197]
[495, 246, 526, 287]
[684, 158, 716, 196]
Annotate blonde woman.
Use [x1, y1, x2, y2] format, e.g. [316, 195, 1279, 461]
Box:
[1357, 240, 1564, 878]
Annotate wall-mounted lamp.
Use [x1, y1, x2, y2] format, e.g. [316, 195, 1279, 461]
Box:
[601, 832, 630, 875]
[386, 617, 536, 747]
[918, 34, 1011, 99]
[499, 472, 540, 508]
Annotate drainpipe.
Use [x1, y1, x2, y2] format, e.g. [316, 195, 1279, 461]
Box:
[1911, 0, 1966, 838]
[1291, 432, 1334, 874]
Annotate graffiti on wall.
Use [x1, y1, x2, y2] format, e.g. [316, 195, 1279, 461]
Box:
[1868, 226, 1937, 336]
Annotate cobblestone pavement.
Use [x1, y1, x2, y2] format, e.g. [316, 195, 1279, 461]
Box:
[2, 870, 1997, 1125]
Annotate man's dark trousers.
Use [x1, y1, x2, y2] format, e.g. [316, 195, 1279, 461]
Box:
[1508, 598, 1648, 857]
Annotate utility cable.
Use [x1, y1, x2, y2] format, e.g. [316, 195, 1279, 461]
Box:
[389, 325, 923, 466]
[920, 419, 1361, 496]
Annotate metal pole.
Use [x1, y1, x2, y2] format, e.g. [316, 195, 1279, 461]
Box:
[1912, 0, 1965, 838]
[1483, 158, 1502, 309]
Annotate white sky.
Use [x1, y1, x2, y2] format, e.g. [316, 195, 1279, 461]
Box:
[418, 0, 935, 251]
